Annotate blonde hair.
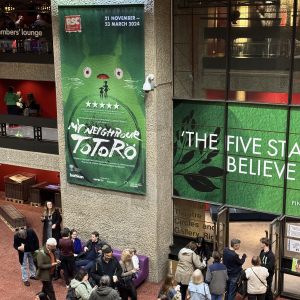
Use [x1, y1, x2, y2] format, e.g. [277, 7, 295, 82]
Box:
[121, 249, 132, 263]
[130, 247, 137, 255]
[43, 201, 55, 216]
[191, 269, 204, 285]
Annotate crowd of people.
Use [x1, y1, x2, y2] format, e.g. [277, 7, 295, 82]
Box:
[156, 237, 274, 300]
[13, 201, 140, 300]
[13, 200, 275, 300]
[4, 86, 40, 119]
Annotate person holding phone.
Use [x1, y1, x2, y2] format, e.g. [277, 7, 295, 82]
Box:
[35, 238, 61, 300]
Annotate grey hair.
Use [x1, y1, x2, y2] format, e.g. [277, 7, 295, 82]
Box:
[100, 275, 111, 287]
[18, 229, 27, 238]
[46, 238, 57, 246]
[231, 238, 241, 247]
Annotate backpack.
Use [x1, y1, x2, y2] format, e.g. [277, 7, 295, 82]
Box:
[66, 283, 87, 300]
[33, 247, 46, 269]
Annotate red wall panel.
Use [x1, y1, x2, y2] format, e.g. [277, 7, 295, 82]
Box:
[0, 164, 60, 192]
[0, 79, 57, 119]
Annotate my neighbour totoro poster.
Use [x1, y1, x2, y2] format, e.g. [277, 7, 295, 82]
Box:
[58, 5, 146, 195]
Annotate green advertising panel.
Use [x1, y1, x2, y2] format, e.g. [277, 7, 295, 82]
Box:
[173, 100, 300, 216]
[58, 5, 146, 194]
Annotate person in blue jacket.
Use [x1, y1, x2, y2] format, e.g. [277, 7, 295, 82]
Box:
[70, 229, 82, 254]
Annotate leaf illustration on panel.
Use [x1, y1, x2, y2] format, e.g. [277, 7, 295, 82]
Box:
[184, 174, 220, 192]
[179, 151, 194, 164]
[173, 188, 180, 196]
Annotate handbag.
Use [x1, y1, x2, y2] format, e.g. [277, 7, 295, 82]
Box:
[251, 268, 269, 289]
[75, 252, 87, 261]
[117, 263, 132, 290]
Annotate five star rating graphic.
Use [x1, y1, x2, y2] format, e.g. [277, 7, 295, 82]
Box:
[86, 101, 120, 110]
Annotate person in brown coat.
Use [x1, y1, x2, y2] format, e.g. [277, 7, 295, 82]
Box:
[35, 238, 61, 300]
[175, 241, 206, 299]
[41, 201, 62, 246]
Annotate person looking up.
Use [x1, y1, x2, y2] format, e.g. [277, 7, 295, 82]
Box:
[259, 238, 275, 300]
[223, 238, 247, 300]
[206, 251, 228, 300]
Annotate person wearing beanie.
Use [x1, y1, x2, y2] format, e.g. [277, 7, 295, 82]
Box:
[90, 245, 122, 289]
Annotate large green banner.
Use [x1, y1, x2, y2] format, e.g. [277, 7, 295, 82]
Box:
[173, 100, 300, 217]
[59, 5, 146, 194]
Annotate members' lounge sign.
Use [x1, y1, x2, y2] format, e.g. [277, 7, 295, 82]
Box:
[0, 28, 47, 38]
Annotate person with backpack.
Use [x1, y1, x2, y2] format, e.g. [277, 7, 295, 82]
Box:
[35, 238, 61, 300]
[245, 256, 269, 300]
[69, 269, 95, 300]
[90, 245, 122, 289]
[13, 228, 39, 287]
[89, 275, 120, 300]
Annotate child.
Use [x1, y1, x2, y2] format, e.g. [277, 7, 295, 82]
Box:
[157, 274, 179, 300]
[130, 247, 140, 270]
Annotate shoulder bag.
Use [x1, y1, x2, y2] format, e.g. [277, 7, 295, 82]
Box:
[251, 268, 269, 289]
[117, 262, 132, 290]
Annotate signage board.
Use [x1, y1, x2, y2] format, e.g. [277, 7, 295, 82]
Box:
[173, 100, 300, 216]
[59, 5, 146, 194]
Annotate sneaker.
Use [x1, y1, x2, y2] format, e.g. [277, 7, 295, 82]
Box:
[24, 281, 30, 286]
[30, 276, 36, 280]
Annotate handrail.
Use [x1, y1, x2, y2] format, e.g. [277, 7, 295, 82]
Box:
[0, 114, 57, 129]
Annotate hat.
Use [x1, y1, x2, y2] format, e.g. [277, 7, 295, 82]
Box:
[102, 245, 112, 253]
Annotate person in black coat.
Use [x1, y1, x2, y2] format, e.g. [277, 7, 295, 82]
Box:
[90, 245, 122, 289]
[13, 228, 39, 286]
[195, 236, 212, 262]
[41, 201, 62, 246]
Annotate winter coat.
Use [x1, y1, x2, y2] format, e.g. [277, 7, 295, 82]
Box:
[188, 282, 211, 300]
[35, 245, 57, 281]
[89, 286, 120, 300]
[85, 238, 108, 253]
[13, 228, 39, 264]
[4, 91, 18, 105]
[70, 279, 93, 300]
[42, 209, 62, 245]
[175, 248, 206, 285]
[206, 261, 228, 295]
[90, 256, 122, 288]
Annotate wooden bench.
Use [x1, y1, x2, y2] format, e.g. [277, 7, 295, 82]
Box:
[0, 204, 26, 232]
